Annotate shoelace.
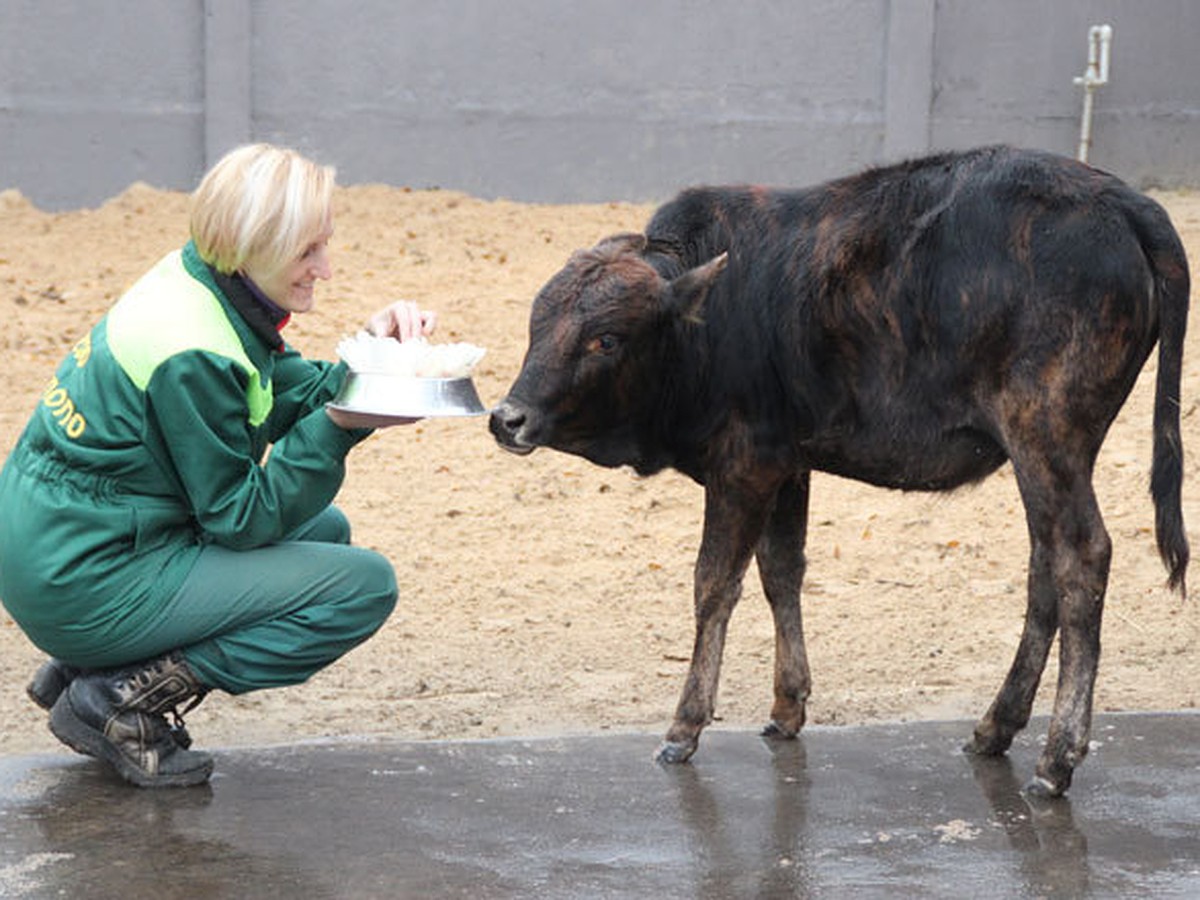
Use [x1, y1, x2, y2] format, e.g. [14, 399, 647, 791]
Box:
[166, 690, 208, 749]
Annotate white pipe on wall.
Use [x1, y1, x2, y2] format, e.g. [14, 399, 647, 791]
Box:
[1074, 24, 1113, 163]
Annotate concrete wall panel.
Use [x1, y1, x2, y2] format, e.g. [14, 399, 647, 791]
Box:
[1, 1, 1196, 211]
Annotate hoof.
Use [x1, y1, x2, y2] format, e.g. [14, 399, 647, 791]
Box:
[654, 739, 696, 765]
[962, 731, 1010, 757]
[1023, 775, 1066, 799]
[761, 720, 799, 741]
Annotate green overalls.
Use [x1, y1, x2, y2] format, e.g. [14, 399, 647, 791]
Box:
[0, 242, 397, 694]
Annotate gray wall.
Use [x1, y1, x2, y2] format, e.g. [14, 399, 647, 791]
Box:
[2, 0, 1198, 212]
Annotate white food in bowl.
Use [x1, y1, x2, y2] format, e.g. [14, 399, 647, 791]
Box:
[336, 332, 486, 378]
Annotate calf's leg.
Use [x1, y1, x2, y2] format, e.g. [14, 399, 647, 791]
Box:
[1031, 486, 1110, 796]
[967, 449, 1110, 797]
[965, 539, 1057, 756]
[656, 479, 774, 764]
[755, 474, 812, 740]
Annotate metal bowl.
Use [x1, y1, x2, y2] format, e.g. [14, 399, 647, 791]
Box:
[330, 371, 489, 418]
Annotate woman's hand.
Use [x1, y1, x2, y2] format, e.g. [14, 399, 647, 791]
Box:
[333, 300, 437, 429]
[365, 300, 437, 342]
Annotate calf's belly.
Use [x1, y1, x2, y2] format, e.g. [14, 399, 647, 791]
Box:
[805, 426, 1008, 491]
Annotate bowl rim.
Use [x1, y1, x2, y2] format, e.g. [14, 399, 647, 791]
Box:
[343, 369, 477, 383]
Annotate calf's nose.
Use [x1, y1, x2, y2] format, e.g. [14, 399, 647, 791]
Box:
[490, 399, 524, 432]
[489, 399, 538, 455]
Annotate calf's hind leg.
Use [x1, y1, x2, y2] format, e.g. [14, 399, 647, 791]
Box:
[755, 474, 812, 740]
[965, 537, 1058, 758]
[1030, 479, 1110, 796]
[967, 453, 1111, 797]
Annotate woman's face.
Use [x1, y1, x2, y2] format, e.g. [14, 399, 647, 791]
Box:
[244, 220, 334, 313]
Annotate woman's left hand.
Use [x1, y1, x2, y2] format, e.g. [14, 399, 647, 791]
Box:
[365, 300, 437, 342]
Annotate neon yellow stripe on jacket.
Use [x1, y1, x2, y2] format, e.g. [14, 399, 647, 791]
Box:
[106, 250, 273, 426]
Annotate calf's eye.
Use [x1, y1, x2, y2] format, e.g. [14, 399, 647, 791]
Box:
[586, 334, 620, 355]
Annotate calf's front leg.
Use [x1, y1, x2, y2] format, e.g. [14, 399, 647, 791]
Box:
[656, 478, 774, 764]
[755, 474, 812, 740]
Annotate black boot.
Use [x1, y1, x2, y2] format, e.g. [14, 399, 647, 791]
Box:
[32, 657, 194, 751]
[27, 658, 81, 710]
[49, 652, 213, 788]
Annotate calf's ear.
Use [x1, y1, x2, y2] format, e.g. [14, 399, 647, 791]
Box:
[595, 232, 648, 255]
[665, 252, 728, 324]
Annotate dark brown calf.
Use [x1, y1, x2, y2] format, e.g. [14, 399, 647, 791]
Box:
[490, 146, 1189, 796]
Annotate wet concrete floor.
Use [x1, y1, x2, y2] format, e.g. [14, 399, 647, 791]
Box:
[1, 712, 1197, 898]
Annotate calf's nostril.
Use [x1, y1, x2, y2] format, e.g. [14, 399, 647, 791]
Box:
[494, 401, 526, 431]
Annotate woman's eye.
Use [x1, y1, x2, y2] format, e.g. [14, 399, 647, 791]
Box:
[300, 237, 329, 260]
[586, 334, 620, 354]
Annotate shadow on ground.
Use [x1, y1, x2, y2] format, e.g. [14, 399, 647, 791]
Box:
[2, 713, 1198, 898]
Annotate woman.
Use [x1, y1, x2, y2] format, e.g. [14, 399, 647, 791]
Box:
[0, 143, 433, 787]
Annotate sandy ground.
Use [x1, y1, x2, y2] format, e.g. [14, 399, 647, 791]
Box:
[1, 180, 1198, 758]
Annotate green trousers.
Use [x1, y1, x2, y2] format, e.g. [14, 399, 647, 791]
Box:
[53, 508, 398, 695]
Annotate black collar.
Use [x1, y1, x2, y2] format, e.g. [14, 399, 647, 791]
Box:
[210, 268, 290, 351]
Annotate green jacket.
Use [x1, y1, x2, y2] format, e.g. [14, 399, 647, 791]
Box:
[0, 242, 368, 640]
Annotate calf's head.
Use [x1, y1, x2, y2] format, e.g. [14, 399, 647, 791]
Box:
[489, 233, 727, 471]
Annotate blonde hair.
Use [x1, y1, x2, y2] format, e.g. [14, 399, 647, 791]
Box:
[190, 144, 336, 276]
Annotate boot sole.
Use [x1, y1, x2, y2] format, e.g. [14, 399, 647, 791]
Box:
[48, 694, 213, 788]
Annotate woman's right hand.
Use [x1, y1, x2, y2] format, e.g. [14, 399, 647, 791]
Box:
[365, 300, 437, 342]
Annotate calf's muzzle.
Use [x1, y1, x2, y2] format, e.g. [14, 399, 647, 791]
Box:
[489, 399, 537, 455]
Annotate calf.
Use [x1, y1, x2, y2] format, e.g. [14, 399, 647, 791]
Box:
[490, 146, 1189, 796]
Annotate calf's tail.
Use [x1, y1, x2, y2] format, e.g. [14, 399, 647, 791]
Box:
[1141, 204, 1190, 596]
